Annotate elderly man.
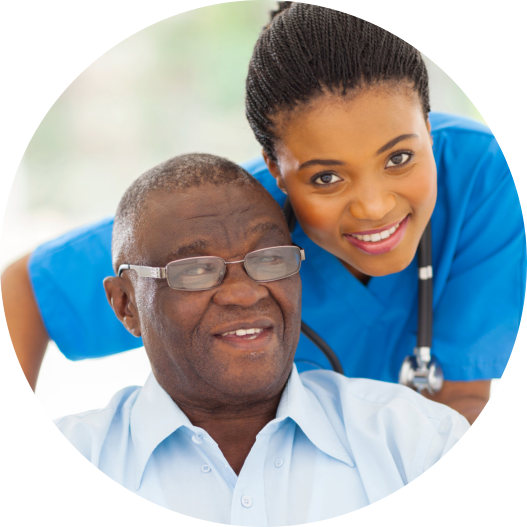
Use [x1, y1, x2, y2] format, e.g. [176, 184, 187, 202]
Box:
[56, 153, 469, 525]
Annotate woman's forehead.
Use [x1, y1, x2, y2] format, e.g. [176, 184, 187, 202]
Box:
[276, 89, 426, 160]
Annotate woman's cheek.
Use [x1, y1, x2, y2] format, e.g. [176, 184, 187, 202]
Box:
[291, 194, 342, 238]
[410, 163, 437, 212]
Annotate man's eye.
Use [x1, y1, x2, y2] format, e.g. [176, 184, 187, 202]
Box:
[386, 152, 412, 168]
[185, 266, 213, 276]
[256, 256, 282, 265]
[312, 173, 342, 185]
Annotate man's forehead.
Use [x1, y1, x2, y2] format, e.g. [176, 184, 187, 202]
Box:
[138, 184, 288, 260]
[169, 221, 288, 260]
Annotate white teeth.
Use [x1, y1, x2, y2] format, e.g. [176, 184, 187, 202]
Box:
[221, 328, 263, 337]
[350, 221, 401, 243]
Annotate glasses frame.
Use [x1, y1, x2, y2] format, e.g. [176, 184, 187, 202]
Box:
[118, 245, 305, 291]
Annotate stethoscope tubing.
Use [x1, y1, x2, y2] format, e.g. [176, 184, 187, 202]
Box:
[417, 221, 433, 348]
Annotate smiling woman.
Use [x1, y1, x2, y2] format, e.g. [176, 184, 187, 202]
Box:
[2, 2, 525, 426]
[266, 88, 437, 280]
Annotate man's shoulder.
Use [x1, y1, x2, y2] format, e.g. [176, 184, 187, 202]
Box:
[299, 369, 462, 423]
[54, 385, 141, 461]
[296, 369, 469, 488]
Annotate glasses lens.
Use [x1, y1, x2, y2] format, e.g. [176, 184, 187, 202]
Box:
[166, 257, 225, 290]
[245, 246, 301, 282]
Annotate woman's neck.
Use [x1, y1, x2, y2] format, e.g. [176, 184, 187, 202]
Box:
[340, 259, 371, 285]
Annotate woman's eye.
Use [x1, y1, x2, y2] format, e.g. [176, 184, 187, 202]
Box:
[313, 173, 342, 185]
[386, 152, 412, 168]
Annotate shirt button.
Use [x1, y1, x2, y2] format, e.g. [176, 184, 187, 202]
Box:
[192, 434, 204, 444]
[241, 495, 253, 508]
[275, 459, 284, 468]
[201, 464, 211, 473]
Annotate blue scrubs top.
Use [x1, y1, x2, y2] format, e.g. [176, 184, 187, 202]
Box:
[28, 113, 526, 382]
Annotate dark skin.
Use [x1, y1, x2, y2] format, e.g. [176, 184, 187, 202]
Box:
[103, 183, 302, 474]
[2, 254, 49, 390]
[1, 86, 490, 424]
[264, 86, 491, 423]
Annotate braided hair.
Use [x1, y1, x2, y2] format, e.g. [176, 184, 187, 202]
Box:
[246, 2, 431, 161]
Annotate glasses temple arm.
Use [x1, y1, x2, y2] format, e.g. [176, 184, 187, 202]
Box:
[117, 264, 167, 279]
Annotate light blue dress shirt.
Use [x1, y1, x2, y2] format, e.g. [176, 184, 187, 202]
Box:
[55, 366, 469, 525]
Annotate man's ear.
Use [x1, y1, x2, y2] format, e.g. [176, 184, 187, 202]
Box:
[262, 150, 288, 195]
[103, 276, 142, 337]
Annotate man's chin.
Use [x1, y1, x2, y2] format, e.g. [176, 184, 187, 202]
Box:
[207, 365, 293, 405]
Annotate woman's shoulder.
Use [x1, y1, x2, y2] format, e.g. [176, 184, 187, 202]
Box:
[430, 112, 509, 195]
[429, 111, 493, 138]
[31, 216, 114, 262]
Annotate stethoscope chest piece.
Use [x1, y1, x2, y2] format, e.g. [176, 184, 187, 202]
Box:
[399, 347, 444, 395]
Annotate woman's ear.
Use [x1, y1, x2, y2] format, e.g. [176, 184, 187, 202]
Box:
[103, 276, 142, 337]
[262, 150, 288, 195]
[426, 116, 433, 146]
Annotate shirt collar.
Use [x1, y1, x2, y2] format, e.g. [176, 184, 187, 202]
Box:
[274, 365, 354, 468]
[130, 373, 193, 490]
[131, 365, 354, 489]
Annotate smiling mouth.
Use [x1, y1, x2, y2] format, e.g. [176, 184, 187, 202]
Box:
[348, 220, 403, 243]
[343, 215, 409, 256]
[220, 327, 266, 340]
[213, 322, 275, 347]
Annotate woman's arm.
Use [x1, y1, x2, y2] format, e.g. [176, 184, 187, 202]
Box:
[424, 380, 491, 425]
[1, 254, 49, 391]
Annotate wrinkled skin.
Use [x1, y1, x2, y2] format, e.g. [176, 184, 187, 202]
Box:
[104, 182, 302, 472]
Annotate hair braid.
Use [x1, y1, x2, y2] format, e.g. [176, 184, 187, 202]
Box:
[246, 2, 431, 161]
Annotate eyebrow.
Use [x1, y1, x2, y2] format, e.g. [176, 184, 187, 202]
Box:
[297, 133, 418, 169]
[298, 158, 346, 170]
[249, 221, 286, 237]
[165, 222, 286, 262]
[376, 134, 418, 155]
[170, 240, 210, 260]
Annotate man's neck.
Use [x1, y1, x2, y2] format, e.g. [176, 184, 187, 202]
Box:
[177, 395, 282, 475]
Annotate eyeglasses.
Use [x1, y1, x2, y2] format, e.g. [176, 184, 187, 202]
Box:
[118, 245, 305, 291]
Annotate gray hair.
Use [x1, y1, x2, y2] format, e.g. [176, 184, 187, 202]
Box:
[112, 153, 268, 270]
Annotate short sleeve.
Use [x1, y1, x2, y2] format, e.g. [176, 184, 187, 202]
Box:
[432, 131, 526, 380]
[28, 217, 142, 360]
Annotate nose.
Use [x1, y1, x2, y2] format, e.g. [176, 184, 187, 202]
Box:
[348, 179, 396, 221]
[212, 262, 269, 307]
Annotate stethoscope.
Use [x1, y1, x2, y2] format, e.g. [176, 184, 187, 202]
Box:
[283, 198, 444, 395]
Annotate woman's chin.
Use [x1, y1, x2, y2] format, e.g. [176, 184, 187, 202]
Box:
[344, 251, 415, 279]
